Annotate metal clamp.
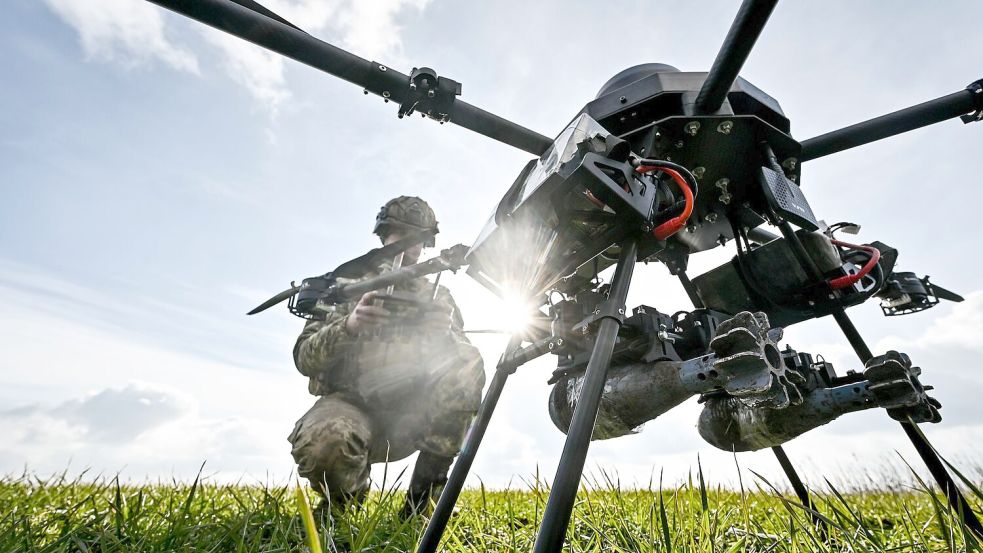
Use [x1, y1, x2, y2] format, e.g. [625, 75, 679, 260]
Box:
[396, 67, 462, 122]
[573, 299, 628, 334]
[961, 79, 983, 124]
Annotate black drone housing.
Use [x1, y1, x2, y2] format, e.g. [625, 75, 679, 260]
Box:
[582, 63, 802, 252]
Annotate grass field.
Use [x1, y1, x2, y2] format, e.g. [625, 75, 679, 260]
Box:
[2, 465, 981, 552]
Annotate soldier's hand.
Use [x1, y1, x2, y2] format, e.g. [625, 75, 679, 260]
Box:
[345, 291, 390, 334]
[420, 303, 454, 331]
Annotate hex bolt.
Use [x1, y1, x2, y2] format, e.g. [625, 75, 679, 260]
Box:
[782, 157, 798, 170]
[692, 166, 706, 179]
[674, 140, 684, 149]
[619, 95, 627, 104]
[684, 121, 701, 136]
[715, 178, 732, 205]
[379, 65, 387, 72]
[705, 212, 718, 223]
[717, 120, 734, 134]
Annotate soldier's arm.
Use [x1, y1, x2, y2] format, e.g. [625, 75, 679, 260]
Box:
[435, 285, 470, 342]
[292, 304, 352, 377]
[293, 290, 393, 376]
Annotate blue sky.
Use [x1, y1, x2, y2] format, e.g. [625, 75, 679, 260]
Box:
[2, 0, 982, 490]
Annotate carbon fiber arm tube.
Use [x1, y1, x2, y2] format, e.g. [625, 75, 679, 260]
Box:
[694, 0, 779, 114]
[800, 85, 981, 161]
[146, 0, 553, 155]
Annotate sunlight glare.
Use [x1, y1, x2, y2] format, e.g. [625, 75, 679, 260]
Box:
[490, 291, 535, 335]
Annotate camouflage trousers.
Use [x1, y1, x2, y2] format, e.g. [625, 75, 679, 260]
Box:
[288, 350, 485, 500]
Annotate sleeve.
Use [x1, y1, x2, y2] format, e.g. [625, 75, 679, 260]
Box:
[292, 302, 353, 377]
[435, 285, 471, 343]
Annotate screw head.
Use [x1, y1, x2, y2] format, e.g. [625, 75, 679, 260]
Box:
[692, 166, 706, 179]
[717, 120, 733, 134]
[379, 65, 387, 72]
[674, 140, 684, 149]
[684, 121, 701, 136]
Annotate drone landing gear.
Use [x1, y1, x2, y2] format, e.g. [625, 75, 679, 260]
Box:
[767, 159, 983, 537]
[416, 336, 522, 553]
[417, 240, 641, 553]
[532, 239, 639, 552]
[418, 331, 562, 551]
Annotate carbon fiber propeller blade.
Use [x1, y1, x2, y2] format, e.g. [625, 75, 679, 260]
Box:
[247, 285, 300, 315]
[931, 283, 964, 303]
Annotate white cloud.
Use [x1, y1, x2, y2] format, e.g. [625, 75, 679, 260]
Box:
[327, 0, 431, 61]
[914, 291, 983, 352]
[42, 0, 199, 73]
[45, 0, 431, 112]
[2, 383, 193, 443]
[201, 31, 292, 114]
[0, 383, 291, 483]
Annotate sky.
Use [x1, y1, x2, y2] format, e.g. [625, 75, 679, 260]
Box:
[2, 0, 982, 493]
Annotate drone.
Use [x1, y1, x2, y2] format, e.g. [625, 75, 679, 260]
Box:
[151, 0, 982, 549]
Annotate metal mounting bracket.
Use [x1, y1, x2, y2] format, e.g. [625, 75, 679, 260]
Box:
[395, 66, 462, 122]
[961, 79, 983, 124]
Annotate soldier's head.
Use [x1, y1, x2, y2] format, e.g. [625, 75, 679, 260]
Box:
[373, 196, 438, 264]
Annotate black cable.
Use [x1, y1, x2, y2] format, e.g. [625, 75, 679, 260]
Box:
[636, 158, 700, 197]
[730, 219, 786, 310]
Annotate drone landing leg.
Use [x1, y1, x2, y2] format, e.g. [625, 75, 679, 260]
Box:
[772, 214, 983, 538]
[676, 273, 827, 531]
[831, 307, 983, 538]
[532, 239, 638, 553]
[771, 445, 826, 533]
[416, 335, 524, 553]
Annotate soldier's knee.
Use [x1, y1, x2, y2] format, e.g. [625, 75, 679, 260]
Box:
[430, 345, 485, 411]
[289, 398, 373, 498]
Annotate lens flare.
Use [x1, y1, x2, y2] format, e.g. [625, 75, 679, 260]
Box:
[480, 291, 536, 336]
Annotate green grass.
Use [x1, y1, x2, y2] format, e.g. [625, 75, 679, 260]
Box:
[1, 466, 980, 552]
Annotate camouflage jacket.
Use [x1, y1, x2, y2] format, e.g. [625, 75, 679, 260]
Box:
[292, 260, 478, 402]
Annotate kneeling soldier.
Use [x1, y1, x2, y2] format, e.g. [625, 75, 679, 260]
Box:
[288, 196, 485, 516]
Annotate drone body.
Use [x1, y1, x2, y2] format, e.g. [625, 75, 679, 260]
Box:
[141, 0, 983, 550]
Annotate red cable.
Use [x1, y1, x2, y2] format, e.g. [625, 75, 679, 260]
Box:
[636, 165, 695, 240]
[828, 239, 881, 290]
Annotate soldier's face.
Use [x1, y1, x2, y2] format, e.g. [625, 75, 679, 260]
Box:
[383, 231, 424, 264]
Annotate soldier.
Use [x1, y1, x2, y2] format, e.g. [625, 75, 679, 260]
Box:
[288, 196, 486, 516]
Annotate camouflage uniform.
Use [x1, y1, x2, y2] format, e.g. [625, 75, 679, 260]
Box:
[287, 261, 485, 501]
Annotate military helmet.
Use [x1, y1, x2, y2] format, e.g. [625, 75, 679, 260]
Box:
[373, 196, 439, 246]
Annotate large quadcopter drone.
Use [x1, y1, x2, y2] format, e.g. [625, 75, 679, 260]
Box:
[150, 0, 982, 550]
